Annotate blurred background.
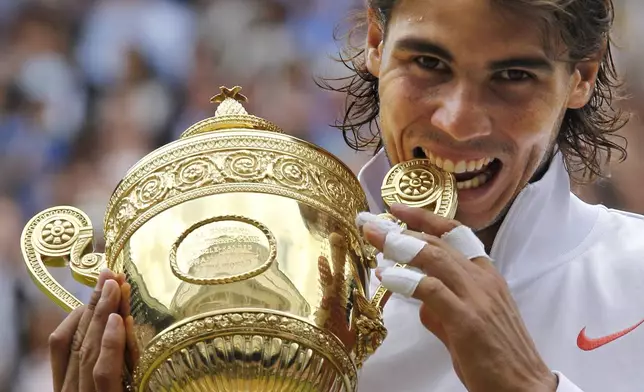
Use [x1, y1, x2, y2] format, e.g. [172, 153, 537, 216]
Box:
[0, 0, 643, 390]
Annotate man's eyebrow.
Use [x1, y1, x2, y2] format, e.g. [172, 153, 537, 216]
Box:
[393, 36, 553, 71]
[490, 57, 554, 72]
[393, 37, 454, 62]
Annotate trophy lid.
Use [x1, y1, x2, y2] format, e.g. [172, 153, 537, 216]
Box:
[179, 86, 284, 138]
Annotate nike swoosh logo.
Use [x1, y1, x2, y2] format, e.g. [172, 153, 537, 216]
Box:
[577, 319, 644, 351]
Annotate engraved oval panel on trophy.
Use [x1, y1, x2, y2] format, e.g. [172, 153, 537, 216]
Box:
[170, 216, 277, 285]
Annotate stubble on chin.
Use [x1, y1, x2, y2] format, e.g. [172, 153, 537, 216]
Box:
[472, 145, 555, 236]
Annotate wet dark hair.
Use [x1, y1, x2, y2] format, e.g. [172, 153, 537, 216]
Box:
[320, 0, 629, 181]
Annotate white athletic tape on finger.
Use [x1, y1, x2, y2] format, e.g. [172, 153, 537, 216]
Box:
[440, 225, 488, 260]
[379, 267, 425, 298]
[383, 232, 426, 264]
[355, 212, 404, 234]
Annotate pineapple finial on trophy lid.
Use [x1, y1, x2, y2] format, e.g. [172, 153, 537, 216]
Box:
[180, 85, 283, 138]
[210, 86, 249, 117]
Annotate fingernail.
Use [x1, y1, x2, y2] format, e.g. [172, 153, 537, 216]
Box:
[362, 222, 385, 237]
[107, 313, 121, 330]
[380, 267, 425, 298]
[96, 268, 113, 290]
[101, 279, 115, 299]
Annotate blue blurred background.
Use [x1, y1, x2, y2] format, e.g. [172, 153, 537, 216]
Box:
[1, 0, 643, 390]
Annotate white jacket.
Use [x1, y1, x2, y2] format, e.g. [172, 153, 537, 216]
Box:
[356, 151, 644, 392]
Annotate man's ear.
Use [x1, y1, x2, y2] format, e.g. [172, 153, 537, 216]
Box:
[366, 10, 384, 78]
[567, 59, 600, 109]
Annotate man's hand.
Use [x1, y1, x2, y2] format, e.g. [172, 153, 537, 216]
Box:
[49, 270, 135, 392]
[362, 204, 558, 392]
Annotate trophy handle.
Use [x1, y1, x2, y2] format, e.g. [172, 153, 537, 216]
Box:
[353, 212, 410, 365]
[367, 212, 407, 312]
[20, 206, 107, 312]
[353, 288, 388, 367]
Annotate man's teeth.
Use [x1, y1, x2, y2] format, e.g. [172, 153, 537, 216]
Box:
[421, 149, 495, 190]
[456, 173, 490, 190]
[423, 149, 493, 173]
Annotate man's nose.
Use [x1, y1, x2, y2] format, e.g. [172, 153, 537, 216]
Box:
[430, 84, 493, 141]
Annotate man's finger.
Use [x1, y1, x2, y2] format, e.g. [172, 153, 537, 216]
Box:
[366, 225, 472, 294]
[376, 266, 425, 298]
[124, 315, 139, 371]
[361, 218, 452, 256]
[362, 223, 426, 263]
[390, 203, 460, 237]
[74, 270, 115, 351]
[115, 272, 127, 286]
[119, 282, 131, 320]
[94, 313, 126, 392]
[470, 256, 497, 273]
[62, 270, 116, 392]
[403, 231, 480, 272]
[418, 302, 449, 346]
[118, 281, 137, 372]
[50, 306, 84, 392]
[80, 279, 122, 391]
[363, 213, 489, 269]
[379, 267, 465, 323]
[414, 275, 465, 320]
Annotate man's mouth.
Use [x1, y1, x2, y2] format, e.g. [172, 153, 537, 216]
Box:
[412, 147, 502, 190]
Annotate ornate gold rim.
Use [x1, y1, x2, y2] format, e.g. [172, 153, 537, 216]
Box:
[103, 131, 368, 264]
[107, 131, 361, 218]
[134, 309, 357, 391]
[169, 215, 277, 285]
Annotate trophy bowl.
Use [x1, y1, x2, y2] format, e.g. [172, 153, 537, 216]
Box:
[20, 86, 457, 391]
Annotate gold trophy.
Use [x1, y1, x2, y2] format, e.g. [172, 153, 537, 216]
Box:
[20, 86, 457, 391]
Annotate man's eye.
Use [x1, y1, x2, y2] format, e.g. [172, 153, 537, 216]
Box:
[497, 70, 533, 81]
[414, 56, 448, 71]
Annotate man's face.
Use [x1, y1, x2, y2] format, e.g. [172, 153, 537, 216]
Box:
[366, 0, 598, 230]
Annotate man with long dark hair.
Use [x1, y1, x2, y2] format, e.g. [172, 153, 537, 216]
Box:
[47, 1, 643, 391]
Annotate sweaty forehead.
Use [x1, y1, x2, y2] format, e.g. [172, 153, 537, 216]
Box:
[387, 0, 549, 60]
